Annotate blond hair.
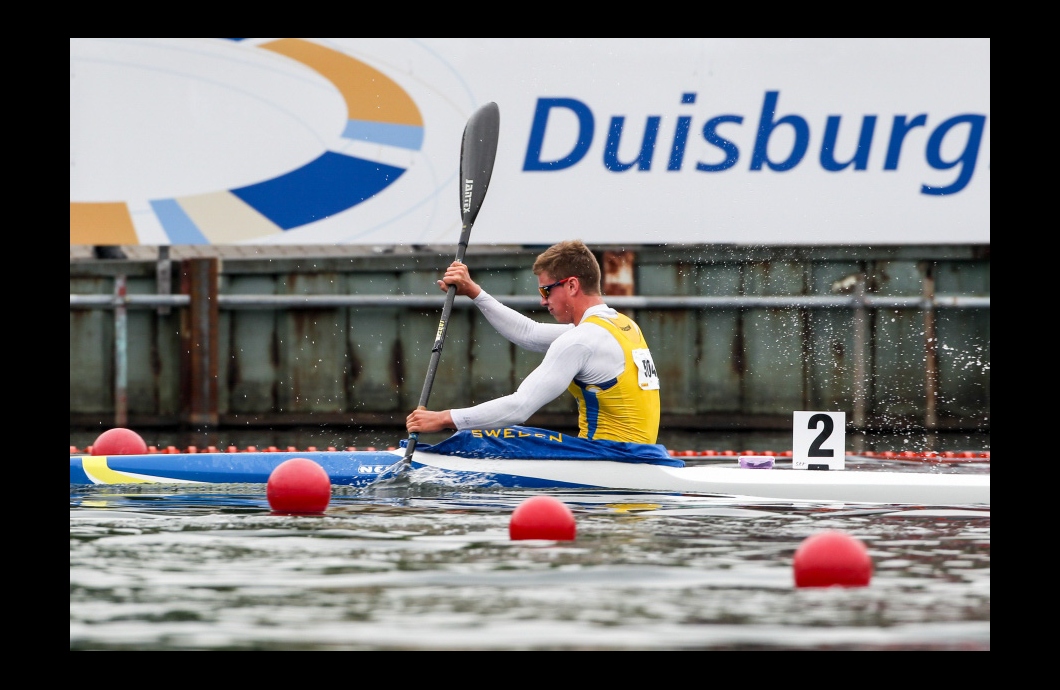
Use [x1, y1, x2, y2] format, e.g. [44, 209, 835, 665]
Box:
[532, 240, 601, 294]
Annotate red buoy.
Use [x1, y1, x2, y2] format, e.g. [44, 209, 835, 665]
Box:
[509, 495, 576, 541]
[267, 458, 331, 514]
[793, 530, 873, 588]
[91, 427, 148, 455]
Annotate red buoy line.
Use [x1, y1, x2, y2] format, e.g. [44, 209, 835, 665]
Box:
[71, 443, 991, 462]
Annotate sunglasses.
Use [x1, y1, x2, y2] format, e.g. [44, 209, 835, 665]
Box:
[538, 277, 571, 300]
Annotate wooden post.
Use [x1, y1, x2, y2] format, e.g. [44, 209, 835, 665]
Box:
[180, 258, 219, 427]
[851, 272, 868, 431]
[602, 250, 635, 296]
[113, 274, 128, 428]
[602, 250, 635, 318]
[156, 245, 171, 316]
[922, 262, 938, 431]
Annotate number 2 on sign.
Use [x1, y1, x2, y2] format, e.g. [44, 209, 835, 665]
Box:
[792, 411, 846, 470]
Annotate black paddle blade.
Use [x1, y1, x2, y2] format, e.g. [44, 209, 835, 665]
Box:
[458, 102, 500, 230]
[367, 102, 501, 492]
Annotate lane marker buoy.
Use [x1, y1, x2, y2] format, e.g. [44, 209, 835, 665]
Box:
[793, 530, 873, 588]
[267, 457, 331, 514]
[509, 495, 576, 541]
[91, 427, 148, 456]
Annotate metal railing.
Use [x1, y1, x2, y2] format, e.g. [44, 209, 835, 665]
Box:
[70, 293, 990, 310]
[71, 277, 989, 430]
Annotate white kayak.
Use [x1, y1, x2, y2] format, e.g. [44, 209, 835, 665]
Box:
[406, 451, 989, 506]
[70, 447, 989, 506]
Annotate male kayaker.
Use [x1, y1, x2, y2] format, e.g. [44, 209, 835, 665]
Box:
[405, 240, 661, 444]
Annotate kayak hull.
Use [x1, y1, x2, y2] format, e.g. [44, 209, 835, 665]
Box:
[71, 450, 401, 486]
[411, 452, 989, 505]
[70, 450, 990, 506]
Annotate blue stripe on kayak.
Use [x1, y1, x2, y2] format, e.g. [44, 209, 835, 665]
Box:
[70, 452, 399, 486]
[70, 452, 597, 490]
[69, 457, 91, 485]
[230, 152, 406, 230]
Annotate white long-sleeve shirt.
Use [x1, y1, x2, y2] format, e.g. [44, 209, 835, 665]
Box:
[449, 290, 627, 429]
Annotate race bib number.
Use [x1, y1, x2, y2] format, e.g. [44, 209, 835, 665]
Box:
[632, 348, 660, 390]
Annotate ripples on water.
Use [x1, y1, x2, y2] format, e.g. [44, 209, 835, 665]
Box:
[70, 459, 989, 651]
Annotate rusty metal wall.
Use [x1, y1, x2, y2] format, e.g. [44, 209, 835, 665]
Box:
[69, 245, 990, 433]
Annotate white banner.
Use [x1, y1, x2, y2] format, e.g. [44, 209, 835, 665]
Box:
[70, 38, 990, 247]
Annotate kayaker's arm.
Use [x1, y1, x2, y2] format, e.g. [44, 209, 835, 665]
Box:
[440, 261, 570, 352]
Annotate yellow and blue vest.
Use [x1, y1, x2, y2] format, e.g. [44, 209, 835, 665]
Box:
[567, 313, 661, 444]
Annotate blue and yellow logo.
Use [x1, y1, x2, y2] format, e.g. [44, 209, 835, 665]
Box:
[70, 38, 424, 245]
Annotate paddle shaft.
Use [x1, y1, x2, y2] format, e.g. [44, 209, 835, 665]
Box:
[402, 102, 500, 466]
[415, 234, 470, 408]
[403, 250, 464, 457]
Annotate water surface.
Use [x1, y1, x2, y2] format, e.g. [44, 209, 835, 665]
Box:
[71, 465, 989, 650]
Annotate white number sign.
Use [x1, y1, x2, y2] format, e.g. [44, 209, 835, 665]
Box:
[792, 411, 846, 471]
